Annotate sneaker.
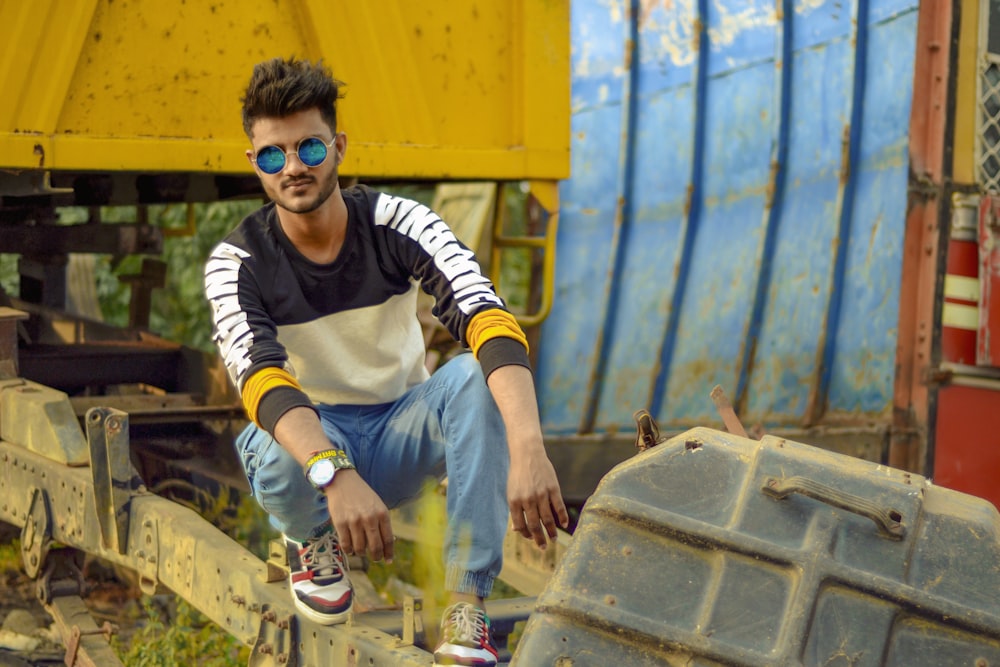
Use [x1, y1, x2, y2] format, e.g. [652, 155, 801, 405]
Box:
[285, 530, 353, 625]
[432, 602, 499, 666]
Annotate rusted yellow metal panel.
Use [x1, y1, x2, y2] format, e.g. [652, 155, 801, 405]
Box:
[0, 0, 569, 180]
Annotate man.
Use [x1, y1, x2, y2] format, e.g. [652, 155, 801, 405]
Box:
[204, 57, 568, 667]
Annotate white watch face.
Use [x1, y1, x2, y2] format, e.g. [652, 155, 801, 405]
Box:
[309, 458, 336, 488]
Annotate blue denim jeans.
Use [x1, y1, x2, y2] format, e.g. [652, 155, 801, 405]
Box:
[234, 353, 510, 598]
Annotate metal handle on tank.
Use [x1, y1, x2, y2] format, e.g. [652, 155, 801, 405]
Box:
[762, 475, 906, 540]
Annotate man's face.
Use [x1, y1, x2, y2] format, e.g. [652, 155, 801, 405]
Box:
[246, 108, 347, 215]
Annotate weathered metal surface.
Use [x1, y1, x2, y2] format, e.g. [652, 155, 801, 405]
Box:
[544, 422, 890, 505]
[85, 407, 138, 555]
[889, 0, 953, 474]
[934, 382, 1000, 505]
[0, 379, 88, 466]
[978, 196, 1000, 365]
[0, 435, 445, 666]
[536, 0, 919, 438]
[514, 427, 1000, 665]
[48, 592, 124, 667]
[0, 0, 569, 181]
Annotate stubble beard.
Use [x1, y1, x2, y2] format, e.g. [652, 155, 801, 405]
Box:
[267, 168, 339, 215]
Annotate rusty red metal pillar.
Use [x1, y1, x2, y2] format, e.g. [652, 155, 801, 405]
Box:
[890, 0, 955, 473]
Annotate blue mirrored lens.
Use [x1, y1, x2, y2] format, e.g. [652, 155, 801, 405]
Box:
[255, 146, 285, 174]
[298, 138, 328, 167]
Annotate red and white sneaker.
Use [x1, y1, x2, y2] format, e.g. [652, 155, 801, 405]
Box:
[285, 530, 353, 625]
[433, 602, 499, 666]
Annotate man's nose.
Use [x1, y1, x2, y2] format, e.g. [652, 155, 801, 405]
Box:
[283, 151, 308, 174]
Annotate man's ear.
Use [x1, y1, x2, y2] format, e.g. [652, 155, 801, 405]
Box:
[334, 133, 348, 164]
[246, 150, 258, 170]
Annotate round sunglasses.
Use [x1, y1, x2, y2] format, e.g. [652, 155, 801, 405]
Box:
[252, 136, 338, 175]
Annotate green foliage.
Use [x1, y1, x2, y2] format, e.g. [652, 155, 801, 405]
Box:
[494, 182, 533, 312]
[86, 201, 261, 352]
[112, 597, 249, 667]
[150, 201, 262, 351]
[0, 538, 22, 572]
[1, 201, 258, 353]
[0, 255, 16, 298]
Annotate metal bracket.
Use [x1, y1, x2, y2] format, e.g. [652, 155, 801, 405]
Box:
[85, 406, 138, 554]
[20, 486, 52, 579]
[35, 549, 86, 606]
[632, 409, 663, 452]
[249, 603, 298, 666]
[400, 595, 425, 648]
[136, 517, 159, 596]
[710, 384, 750, 438]
[264, 538, 289, 583]
[64, 621, 117, 666]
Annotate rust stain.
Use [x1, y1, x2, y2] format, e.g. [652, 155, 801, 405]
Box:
[639, 0, 672, 26]
[839, 124, 852, 185]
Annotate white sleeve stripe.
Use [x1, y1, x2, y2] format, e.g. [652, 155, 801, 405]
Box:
[205, 242, 255, 389]
[373, 193, 503, 315]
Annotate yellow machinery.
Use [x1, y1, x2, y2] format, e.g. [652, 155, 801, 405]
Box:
[0, 0, 569, 180]
[0, 0, 569, 325]
[0, 3, 570, 664]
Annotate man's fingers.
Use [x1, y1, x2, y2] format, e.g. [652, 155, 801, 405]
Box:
[365, 530, 383, 561]
[365, 518, 391, 562]
[552, 491, 570, 529]
[522, 506, 547, 548]
[350, 524, 367, 557]
[510, 502, 531, 539]
[513, 491, 569, 548]
[380, 520, 395, 563]
[334, 520, 354, 555]
[539, 503, 559, 539]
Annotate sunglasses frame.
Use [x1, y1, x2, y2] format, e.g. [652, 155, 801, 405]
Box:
[251, 135, 339, 175]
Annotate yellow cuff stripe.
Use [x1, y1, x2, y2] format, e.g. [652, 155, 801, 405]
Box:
[466, 309, 529, 358]
[242, 366, 303, 426]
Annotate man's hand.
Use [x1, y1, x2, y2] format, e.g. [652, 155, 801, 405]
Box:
[485, 363, 569, 549]
[324, 469, 395, 563]
[507, 449, 569, 549]
[273, 407, 394, 562]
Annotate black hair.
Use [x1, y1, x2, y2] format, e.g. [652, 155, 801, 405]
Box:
[241, 57, 345, 137]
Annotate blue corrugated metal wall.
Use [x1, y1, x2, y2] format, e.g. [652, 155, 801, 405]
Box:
[537, 0, 919, 435]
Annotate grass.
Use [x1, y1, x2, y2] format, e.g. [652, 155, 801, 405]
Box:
[112, 597, 249, 667]
[0, 539, 22, 571]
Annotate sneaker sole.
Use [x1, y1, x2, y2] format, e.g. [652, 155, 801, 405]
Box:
[292, 599, 352, 626]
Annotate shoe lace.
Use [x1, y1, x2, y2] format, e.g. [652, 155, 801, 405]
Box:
[441, 603, 488, 646]
[301, 531, 346, 578]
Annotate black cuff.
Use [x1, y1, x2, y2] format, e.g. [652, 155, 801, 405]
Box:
[478, 336, 531, 380]
[257, 385, 317, 434]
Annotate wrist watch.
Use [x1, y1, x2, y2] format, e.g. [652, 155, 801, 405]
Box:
[304, 449, 355, 491]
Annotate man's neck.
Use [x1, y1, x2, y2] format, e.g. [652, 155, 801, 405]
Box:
[277, 192, 349, 264]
